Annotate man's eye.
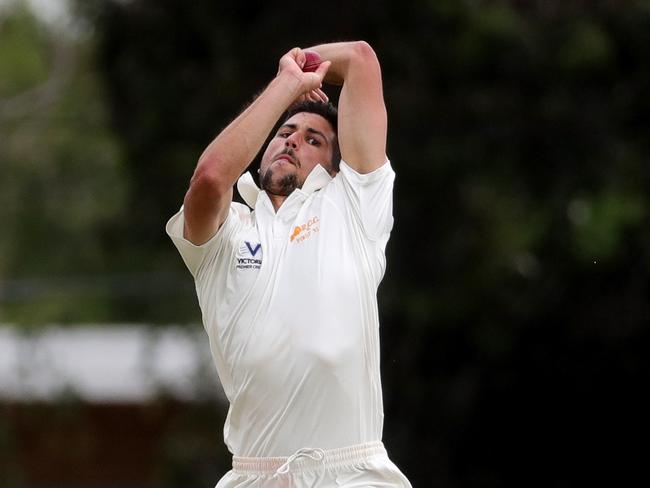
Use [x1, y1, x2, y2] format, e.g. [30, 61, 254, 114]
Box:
[307, 137, 320, 146]
[278, 132, 290, 138]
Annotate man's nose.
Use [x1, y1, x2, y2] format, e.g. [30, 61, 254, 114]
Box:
[285, 133, 299, 149]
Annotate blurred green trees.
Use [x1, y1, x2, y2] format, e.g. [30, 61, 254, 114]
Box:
[0, 3, 131, 323]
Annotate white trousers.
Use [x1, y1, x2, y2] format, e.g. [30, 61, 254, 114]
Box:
[215, 442, 412, 487]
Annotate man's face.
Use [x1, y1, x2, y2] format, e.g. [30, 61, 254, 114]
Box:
[259, 112, 336, 196]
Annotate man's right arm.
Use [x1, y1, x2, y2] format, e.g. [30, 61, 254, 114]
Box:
[182, 49, 330, 245]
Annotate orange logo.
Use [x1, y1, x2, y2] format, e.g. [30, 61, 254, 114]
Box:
[290, 216, 320, 243]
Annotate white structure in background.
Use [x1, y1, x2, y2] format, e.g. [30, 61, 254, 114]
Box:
[0, 0, 71, 26]
[0, 325, 223, 403]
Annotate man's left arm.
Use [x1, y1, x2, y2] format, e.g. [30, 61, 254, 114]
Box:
[306, 41, 387, 174]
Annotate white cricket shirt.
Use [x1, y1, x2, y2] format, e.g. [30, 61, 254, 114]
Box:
[166, 160, 395, 457]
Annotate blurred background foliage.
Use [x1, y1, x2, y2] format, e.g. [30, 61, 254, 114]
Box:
[1, 0, 649, 486]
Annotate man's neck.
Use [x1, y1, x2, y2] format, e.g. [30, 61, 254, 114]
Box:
[258, 165, 333, 212]
[267, 193, 287, 212]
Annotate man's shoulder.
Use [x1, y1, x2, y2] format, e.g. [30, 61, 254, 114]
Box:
[229, 201, 256, 226]
[320, 159, 394, 198]
[232, 201, 252, 215]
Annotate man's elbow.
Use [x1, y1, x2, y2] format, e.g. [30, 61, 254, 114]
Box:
[351, 41, 380, 69]
[183, 163, 232, 242]
[188, 161, 231, 200]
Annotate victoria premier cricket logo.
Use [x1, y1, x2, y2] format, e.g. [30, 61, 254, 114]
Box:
[236, 241, 262, 270]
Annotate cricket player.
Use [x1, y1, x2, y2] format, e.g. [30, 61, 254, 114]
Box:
[167, 40, 411, 487]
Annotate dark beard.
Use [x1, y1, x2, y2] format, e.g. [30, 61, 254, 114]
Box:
[260, 169, 299, 196]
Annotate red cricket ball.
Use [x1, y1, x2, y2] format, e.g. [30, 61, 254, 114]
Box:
[302, 51, 323, 72]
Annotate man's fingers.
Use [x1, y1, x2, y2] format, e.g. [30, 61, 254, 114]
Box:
[313, 88, 329, 102]
[314, 60, 331, 80]
[302, 88, 328, 103]
[293, 48, 306, 69]
[279, 49, 330, 101]
[279, 47, 305, 74]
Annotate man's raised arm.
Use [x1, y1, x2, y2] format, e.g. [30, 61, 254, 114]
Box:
[182, 49, 330, 245]
[306, 41, 387, 174]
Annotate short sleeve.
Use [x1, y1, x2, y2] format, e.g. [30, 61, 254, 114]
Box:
[334, 159, 395, 241]
[165, 203, 249, 277]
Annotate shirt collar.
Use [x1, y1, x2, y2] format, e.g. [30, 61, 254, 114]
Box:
[236, 164, 333, 209]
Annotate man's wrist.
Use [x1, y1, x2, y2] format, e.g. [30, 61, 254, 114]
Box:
[272, 70, 304, 103]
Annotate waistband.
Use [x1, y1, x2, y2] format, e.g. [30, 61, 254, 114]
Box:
[232, 442, 387, 475]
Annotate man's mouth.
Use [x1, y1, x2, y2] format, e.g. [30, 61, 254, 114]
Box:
[275, 152, 299, 167]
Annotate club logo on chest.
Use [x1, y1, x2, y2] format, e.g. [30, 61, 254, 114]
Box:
[290, 216, 320, 244]
[236, 241, 262, 270]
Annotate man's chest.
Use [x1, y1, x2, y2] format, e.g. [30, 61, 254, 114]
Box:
[220, 200, 370, 314]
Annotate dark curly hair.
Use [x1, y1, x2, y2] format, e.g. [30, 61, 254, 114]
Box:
[280, 100, 341, 171]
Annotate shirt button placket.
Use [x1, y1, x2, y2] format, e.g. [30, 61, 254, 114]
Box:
[272, 220, 282, 239]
